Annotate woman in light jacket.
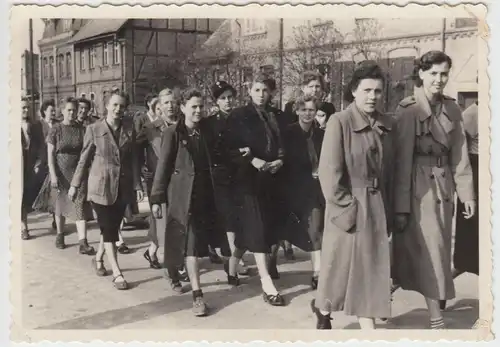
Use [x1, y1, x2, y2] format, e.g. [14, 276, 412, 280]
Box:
[392, 51, 475, 329]
[312, 61, 394, 330]
[69, 92, 144, 290]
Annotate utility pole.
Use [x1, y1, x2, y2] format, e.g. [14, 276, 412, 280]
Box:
[29, 18, 36, 114]
[278, 18, 284, 109]
[441, 18, 446, 52]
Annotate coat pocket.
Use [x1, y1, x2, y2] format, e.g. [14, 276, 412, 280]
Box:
[329, 198, 358, 233]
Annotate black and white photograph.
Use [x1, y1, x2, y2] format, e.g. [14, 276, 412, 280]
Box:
[8, 2, 491, 342]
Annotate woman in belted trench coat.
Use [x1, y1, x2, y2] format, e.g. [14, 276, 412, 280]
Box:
[312, 61, 394, 330]
[392, 51, 475, 329]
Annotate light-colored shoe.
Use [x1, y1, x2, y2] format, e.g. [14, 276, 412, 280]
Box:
[192, 296, 208, 316]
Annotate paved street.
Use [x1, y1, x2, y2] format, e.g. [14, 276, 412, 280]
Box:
[21, 201, 479, 330]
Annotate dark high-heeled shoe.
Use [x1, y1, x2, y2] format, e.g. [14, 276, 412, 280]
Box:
[439, 300, 447, 311]
[310, 299, 332, 329]
[262, 292, 285, 306]
[143, 250, 162, 269]
[224, 262, 240, 286]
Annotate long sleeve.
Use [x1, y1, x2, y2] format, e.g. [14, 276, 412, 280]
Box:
[224, 112, 253, 166]
[318, 116, 353, 207]
[450, 118, 475, 203]
[149, 127, 177, 205]
[71, 125, 95, 188]
[131, 128, 143, 192]
[33, 122, 46, 170]
[393, 106, 416, 214]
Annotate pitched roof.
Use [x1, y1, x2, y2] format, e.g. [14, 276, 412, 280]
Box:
[69, 19, 128, 44]
[193, 19, 235, 60]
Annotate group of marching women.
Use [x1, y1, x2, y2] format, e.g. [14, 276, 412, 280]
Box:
[20, 49, 479, 329]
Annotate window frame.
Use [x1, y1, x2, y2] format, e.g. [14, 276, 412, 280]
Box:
[89, 46, 96, 69]
[113, 41, 120, 65]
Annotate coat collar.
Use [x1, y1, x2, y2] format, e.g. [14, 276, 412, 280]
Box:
[348, 103, 392, 134]
[414, 87, 454, 123]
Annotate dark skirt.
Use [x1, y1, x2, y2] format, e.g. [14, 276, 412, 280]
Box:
[233, 172, 281, 253]
[91, 190, 127, 243]
[453, 153, 479, 275]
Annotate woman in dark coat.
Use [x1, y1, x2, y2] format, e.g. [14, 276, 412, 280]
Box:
[312, 61, 394, 330]
[281, 94, 325, 290]
[224, 73, 286, 307]
[283, 70, 336, 130]
[150, 88, 228, 316]
[21, 98, 45, 240]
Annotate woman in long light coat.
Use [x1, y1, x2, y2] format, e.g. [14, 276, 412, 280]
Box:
[392, 51, 475, 329]
[312, 61, 394, 330]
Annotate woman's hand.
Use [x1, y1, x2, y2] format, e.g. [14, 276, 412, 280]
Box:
[394, 213, 409, 233]
[463, 200, 476, 219]
[152, 204, 162, 219]
[239, 147, 251, 157]
[251, 157, 268, 171]
[68, 186, 77, 201]
[50, 176, 59, 190]
[136, 190, 144, 203]
[267, 159, 284, 174]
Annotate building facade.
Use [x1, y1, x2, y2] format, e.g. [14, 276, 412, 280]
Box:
[20, 50, 40, 100]
[198, 18, 479, 112]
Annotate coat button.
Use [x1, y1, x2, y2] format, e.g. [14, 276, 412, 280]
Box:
[430, 174, 435, 179]
[371, 147, 378, 153]
[444, 197, 450, 202]
[436, 199, 441, 204]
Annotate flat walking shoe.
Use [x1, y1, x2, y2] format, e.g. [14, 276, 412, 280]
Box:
[117, 243, 131, 254]
[143, 250, 162, 269]
[177, 267, 189, 282]
[262, 292, 286, 306]
[55, 234, 65, 249]
[168, 278, 184, 294]
[224, 262, 240, 286]
[237, 261, 250, 276]
[92, 258, 107, 277]
[208, 249, 223, 264]
[112, 274, 129, 290]
[21, 229, 30, 240]
[192, 296, 208, 316]
[310, 299, 332, 329]
[79, 241, 95, 255]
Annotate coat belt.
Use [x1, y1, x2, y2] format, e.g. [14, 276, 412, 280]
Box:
[415, 154, 449, 168]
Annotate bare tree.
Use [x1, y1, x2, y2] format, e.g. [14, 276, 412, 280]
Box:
[351, 18, 384, 60]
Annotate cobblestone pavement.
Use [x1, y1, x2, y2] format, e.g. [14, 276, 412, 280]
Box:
[21, 202, 479, 330]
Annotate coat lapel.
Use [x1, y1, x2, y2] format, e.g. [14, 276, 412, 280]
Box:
[119, 120, 133, 148]
[95, 119, 118, 150]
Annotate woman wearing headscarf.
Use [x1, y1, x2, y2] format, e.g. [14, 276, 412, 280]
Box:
[312, 61, 394, 330]
[392, 51, 475, 329]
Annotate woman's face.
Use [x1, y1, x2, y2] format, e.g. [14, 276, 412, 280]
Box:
[297, 101, 317, 124]
[181, 96, 204, 125]
[62, 102, 77, 123]
[352, 78, 384, 114]
[106, 94, 126, 120]
[250, 82, 270, 107]
[159, 93, 178, 119]
[78, 102, 90, 121]
[154, 103, 164, 120]
[21, 100, 29, 120]
[216, 89, 235, 113]
[419, 62, 450, 96]
[302, 79, 323, 98]
[44, 105, 56, 123]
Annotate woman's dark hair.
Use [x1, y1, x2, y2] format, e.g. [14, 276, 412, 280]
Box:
[180, 88, 203, 105]
[293, 94, 319, 113]
[63, 97, 78, 110]
[301, 70, 325, 90]
[343, 61, 386, 103]
[144, 92, 158, 109]
[77, 97, 91, 110]
[39, 99, 56, 118]
[412, 50, 453, 87]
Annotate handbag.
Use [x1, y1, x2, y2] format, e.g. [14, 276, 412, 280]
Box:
[32, 174, 56, 213]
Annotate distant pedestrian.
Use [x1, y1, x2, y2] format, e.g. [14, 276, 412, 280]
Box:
[392, 51, 475, 329]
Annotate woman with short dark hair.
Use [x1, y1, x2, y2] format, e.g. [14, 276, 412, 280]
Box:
[312, 61, 394, 329]
[224, 73, 286, 306]
[392, 51, 475, 329]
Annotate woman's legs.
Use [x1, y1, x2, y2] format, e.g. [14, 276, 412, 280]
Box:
[425, 297, 445, 329]
[311, 250, 321, 275]
[358, 317, 375, 329]
[54, 215, 66, 249]
[75, 220, 95, 255]
[226, 231, 248, 274]
[254, 252, 278, 295]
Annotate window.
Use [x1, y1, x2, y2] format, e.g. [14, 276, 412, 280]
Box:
[43, 57, 48, 79]
[58, 54, 64, 78]
[113, 41, 120, 64]
[89, 46, 96, 69]
[49, 56, 54, 80]
[103, 42, 110, 66]
[66, 53, 72, 77]
[312, 18, 334, 27]
[62, 19, 72, 31]
[242, 19, 266, 36]
[80, 49, 85, 70]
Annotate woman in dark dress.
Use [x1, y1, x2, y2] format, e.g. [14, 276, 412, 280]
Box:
[283, 70, 336, 130]
[281, 94, 325, 290]
[43, 97, 95, 254]
[224, 73, 286, 306]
